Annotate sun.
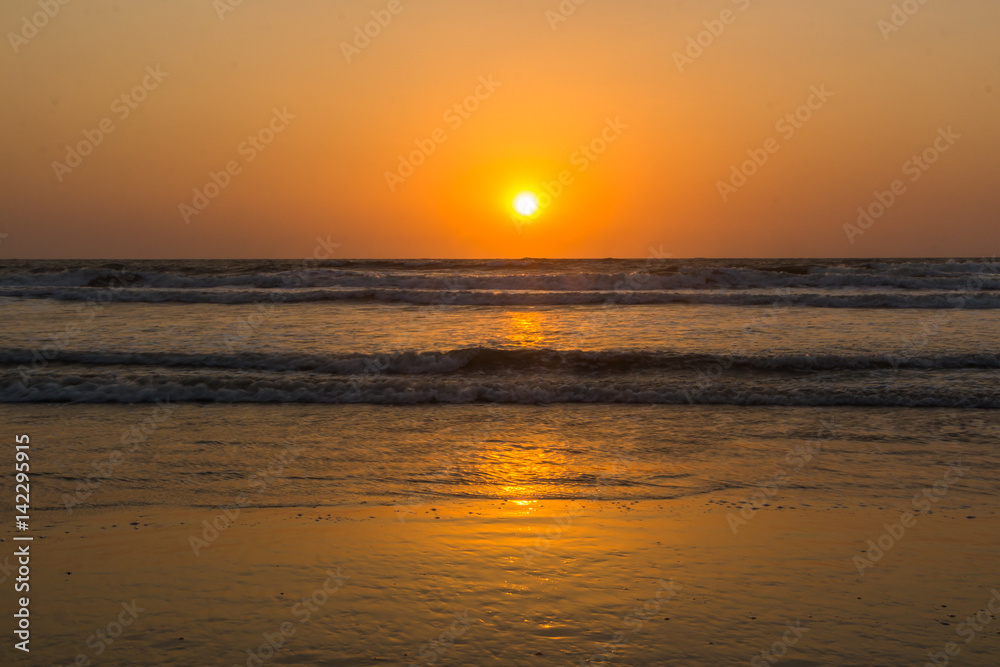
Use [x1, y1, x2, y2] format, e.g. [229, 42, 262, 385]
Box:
[513, 191, 540, 218]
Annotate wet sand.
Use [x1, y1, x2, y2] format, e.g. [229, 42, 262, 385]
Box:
[8, 492, 999, 666]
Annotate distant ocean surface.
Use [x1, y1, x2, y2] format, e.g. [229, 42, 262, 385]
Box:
[2, 258, 1000, 407]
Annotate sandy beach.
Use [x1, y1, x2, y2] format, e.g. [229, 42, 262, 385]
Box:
[5, 489, 997, 666]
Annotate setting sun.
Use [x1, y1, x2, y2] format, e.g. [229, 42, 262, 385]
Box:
[513, 191, 540, 218]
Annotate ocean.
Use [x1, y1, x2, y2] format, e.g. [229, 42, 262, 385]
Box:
[3, 258, 1000, 407]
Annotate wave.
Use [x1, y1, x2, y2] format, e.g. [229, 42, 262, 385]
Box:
[2, 374, 996, 407]
[1, 260, 998, 293]
[4, 347, 1000, 375]
[2, 286, 1000, 308]
[3, 347, 999, 406]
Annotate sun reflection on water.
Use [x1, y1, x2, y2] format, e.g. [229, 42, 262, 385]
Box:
[502, 311, 548, 348]
[473, 445, 572, 514]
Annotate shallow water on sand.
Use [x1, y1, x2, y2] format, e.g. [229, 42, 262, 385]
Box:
[6, 404, 998, 511]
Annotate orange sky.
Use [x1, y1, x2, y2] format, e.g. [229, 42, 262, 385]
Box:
[1, 0, 998, 258]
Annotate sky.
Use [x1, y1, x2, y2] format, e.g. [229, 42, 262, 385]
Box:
[0, 0, 998, 259]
